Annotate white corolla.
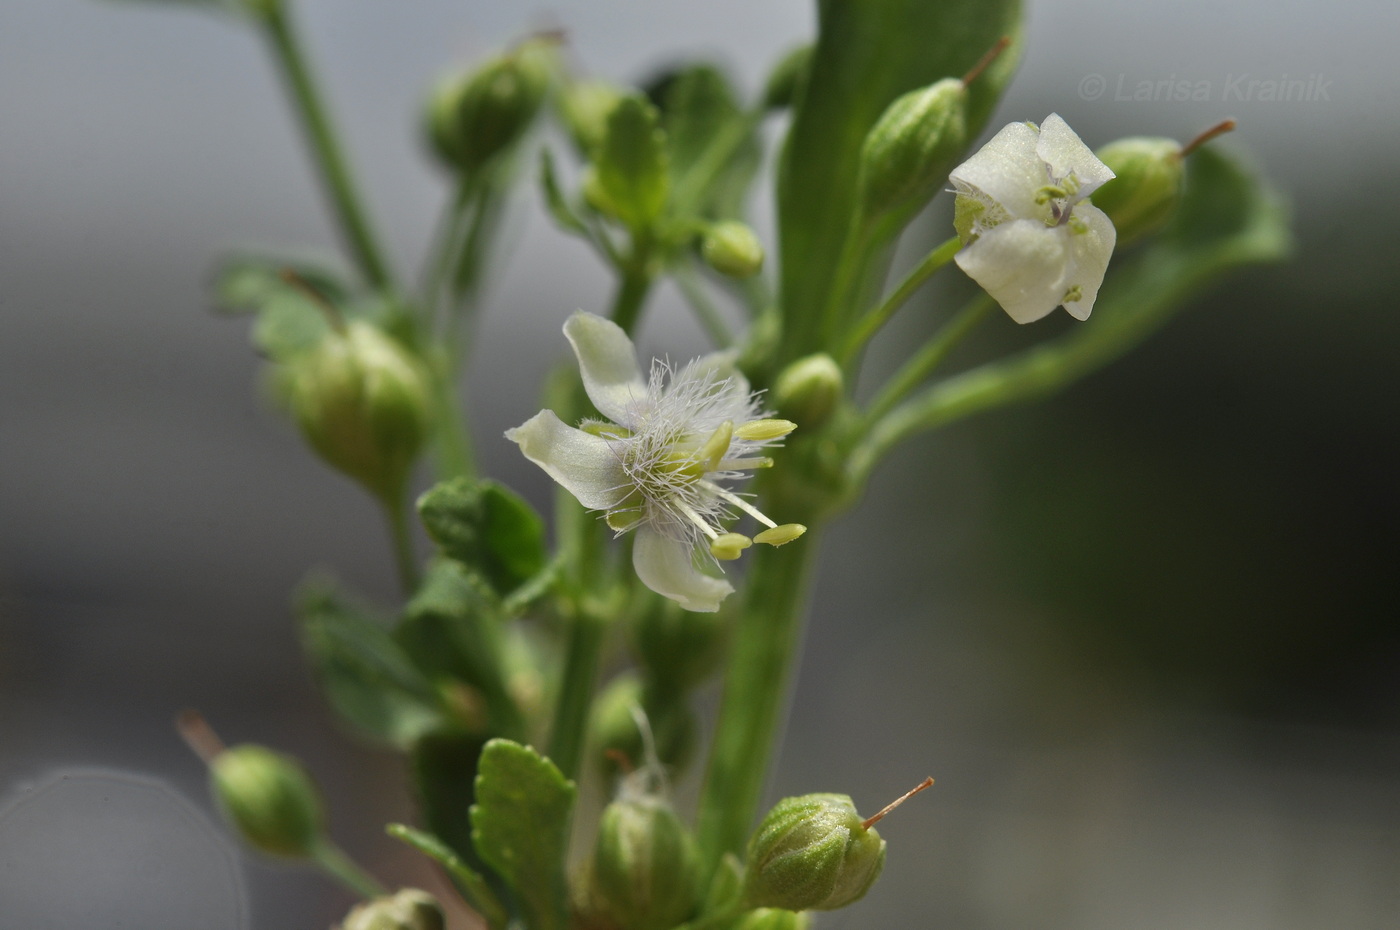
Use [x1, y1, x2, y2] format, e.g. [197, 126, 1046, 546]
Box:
[507, 312, 805, 612]
[951, 113, 1117, 324]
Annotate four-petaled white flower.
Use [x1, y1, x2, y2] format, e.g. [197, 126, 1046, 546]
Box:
[506, 311, 805, 612]
[951, 113, 1117, 324]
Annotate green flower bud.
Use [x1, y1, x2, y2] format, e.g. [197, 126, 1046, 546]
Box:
[762, 45, 813, 110]
[771, 354, 842, 430]
[283, 321, 432, 503]
[424, 38, 554, 175]
[560, 80, 625, 156]
[340, 888, 445, 930]
[701, 222, 765, 278]
[744, 794, 885, 912]
[1090, 137, 1184, 246]
[589, 795, 702, 930]
[734, 908, 812, 930]
[592, 674, 696, 776]
[856, 79, 968, 221]
[210, 744, 323, 858]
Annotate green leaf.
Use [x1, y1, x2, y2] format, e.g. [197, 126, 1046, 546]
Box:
[387, 823, 510, 930]
[854, 145, 1291, 478]
[595, 95, 670, 231]
[471, 739, 576, 930]
[297, 579, 444, 747]
[776, 0, 1024, 359]
[539, 149, 589, 235]
[662, 66, 762, 221]
[417, 477, 548, 598]
[211, 254, 351, 360]
[397, 560, 527, 740]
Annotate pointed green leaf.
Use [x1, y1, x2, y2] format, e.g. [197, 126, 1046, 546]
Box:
[417, 477, 548, 598]
[661, 65, 761, 220]
[471, 739, 576, 930]
[777, 0, 1024, 358]
[595, 95, 670, 230]
[387, 823, 510, 930]
[297, 579, 444, 747]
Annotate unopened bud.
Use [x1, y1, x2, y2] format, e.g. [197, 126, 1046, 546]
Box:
[425, 38, 554, 175]
[210, 744, 324, 858]
[856, 79, 968, 221]
[762, 45, 813, 110]
[734, 908, 812, 930]
[772, 354, 842, 429]
[744, 794, 885, 912]
[702, 222, 765, 278]
[282, 321, 432, 503]
[1090, 137, 1183, 246]
[589, 795, 702, 930]
[340, 888, 445, 930]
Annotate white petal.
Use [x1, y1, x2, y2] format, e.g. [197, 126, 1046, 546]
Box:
[948, 120, 1047, 221]
[955, 218, 1071, 324]
[1037, 113, 1115, 199]
[1060, 204, 1117, 321]
[505, 409, 630, 511]
[562, 311, 647, 426]
[632, 525, 733, 612]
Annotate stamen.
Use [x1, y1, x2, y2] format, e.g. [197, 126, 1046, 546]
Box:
[710, 533, 753, 560]
[676, 500, 720, 539]
[735, 419, 797, 441]
[697, 421, 734, 472]
[701, 481, 778, 528]
[754, 523, 806, 546]
[717, 456, 773, 471]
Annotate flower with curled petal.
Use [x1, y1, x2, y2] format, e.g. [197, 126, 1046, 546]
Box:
[951, 113, 1117, 324]
[506, 312, 805, 612]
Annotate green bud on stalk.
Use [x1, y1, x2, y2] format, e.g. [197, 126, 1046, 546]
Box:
[282, 321, 432, 504]
[340, 889, 445, 930]
[1092, 119, 1237, 245]
[771, 354, 842, 430]
[701, 221, 766, 278]
[733, 908, 812, 930]
[210, 744, 324, 858]
[425, 38, 555, 176]
[856, 79, 968, 221]
[589, 795, 702, 930]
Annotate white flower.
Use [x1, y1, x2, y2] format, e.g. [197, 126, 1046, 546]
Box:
[506, 312, 805, 612]
[951, 113, 1117, 324]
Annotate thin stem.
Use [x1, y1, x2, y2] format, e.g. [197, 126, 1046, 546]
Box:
[673, 262, 735, 347]
[697, 522, 819, 869]
[611, 242, 655, 336]
[259, 2, 395, 293]
[312, 838, 388, 900]
[426, 354, 476, 481]
[384, 494, 420, 595]
[863, 292, 993, 425]
[546, 606, 607, 781]
[840, 235, 962, 365]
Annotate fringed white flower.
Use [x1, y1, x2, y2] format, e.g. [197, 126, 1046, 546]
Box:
[506, 311, 805, 612]
[951, 113, 1117, 324]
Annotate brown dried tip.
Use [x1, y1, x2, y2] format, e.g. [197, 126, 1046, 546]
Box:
[176, 709, 226, 765]
[604, 748, 637, 775]
[1179, 118, 1238, 158]
[278, 268, 346, 333]
[861, 776, 935, 830]
[962, 37, 1012, 87]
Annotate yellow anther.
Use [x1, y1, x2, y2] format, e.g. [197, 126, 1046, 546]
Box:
[754, 523, 807, 547]
[606, 509, 644, 532]
[697, 420, 734, 471]
[709, 532, 753, 561]
[734, 418, 798, 442]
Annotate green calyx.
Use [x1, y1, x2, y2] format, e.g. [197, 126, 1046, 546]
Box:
[425, 38, 555, 176]
[586, 795, 703, 930]
[1090, 137, 1184, 245]
[702, 221, 766, 278]
[772, 354, 843, 430]
[856, 78, 969, 222]
[339, 888, 445, 930]
[743, 793, 886, 912]
[210, 744, 324, 858]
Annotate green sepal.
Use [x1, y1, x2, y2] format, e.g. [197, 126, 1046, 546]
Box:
[387, 823, 510, 930]
[417, 477, 548, 600]
[297, 579, 444, 747]
[470, 739, 577, 930]
[211, 254, 350, 360]
[594, 95, 671, 231]
[658, 65, 759, 219]
[539, 149, 589, 235]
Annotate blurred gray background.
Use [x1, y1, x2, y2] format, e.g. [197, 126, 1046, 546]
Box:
[3, 0, 1399, 927]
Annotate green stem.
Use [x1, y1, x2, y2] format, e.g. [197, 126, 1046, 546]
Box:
[384, 494, 420, 595]
[673, 262, 734, 347]
[696, 523, 819, 869]
[260, 2, 395, 293]
[863, 293, 993, 425]
[840, 235, 961, 365]
[427, 354, 476, 481]
[546, 605, 606, 781]
[312, 838, 388, 899]
[611, 240, 655, 336]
